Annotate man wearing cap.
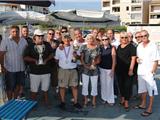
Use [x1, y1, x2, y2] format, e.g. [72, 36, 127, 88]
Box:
[55, 34, 82, 110]
[0, 25, 28, 100]
[23, 29, 53, 107]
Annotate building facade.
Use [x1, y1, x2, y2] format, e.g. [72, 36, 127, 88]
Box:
[149, 0, 160, 24]
[0, 3, 49, 14]
[102, 0, 150, 25]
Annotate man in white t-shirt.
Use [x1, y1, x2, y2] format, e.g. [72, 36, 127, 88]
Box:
[136, 30, 159, 117]
[55, 34, 82, 110]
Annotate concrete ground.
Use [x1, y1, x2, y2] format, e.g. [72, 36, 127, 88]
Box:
[27, 69, 160, 120]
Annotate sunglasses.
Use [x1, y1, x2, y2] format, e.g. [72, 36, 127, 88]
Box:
[121, 37, 128, 39]
[135, 36, 141, 39]
[36, 35, 44, 37]
[48, 33, 54, 35]
[61, 31, 67, 33]
[102, 39, 109, 41]
[141, 34, 148, 38]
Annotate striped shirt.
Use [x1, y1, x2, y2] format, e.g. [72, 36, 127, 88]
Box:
[0, 37, 28, 72]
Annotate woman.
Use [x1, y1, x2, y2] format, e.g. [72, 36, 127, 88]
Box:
[116, 32, 136, 111]
[99, 35, 116, 105]
[80, 34, 100, 108]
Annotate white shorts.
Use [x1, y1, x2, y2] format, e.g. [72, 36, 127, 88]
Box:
[138, 74, 158, 96]
[30, 74, 50, 92]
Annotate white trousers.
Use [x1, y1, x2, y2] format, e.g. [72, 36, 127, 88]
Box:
[100, 68, 115, 103]
[82, 74, 98, 96]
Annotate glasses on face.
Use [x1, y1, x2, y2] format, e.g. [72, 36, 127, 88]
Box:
[37, 35, 44, 38]
[135, 36, 140, 39]
[61, 31, 67, 33]
[102, 39, 109, 41]
[121, 36, 128, 39]
[48, 33, 54, 35]
[141, 34, 148, 38]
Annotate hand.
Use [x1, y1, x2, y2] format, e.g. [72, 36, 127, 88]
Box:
[137, 58, 142, 64]
[83, 64, 90, 69]
[151, 70, 156, 75]
[109, 70, 114, 78]
[59, 44, 64, 50]
[73, 51, 77, 57]
[128, 69, 134, 76]
[1, 66, 6, 74]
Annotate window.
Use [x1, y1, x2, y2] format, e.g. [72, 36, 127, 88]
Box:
[126, 6, 129, 11]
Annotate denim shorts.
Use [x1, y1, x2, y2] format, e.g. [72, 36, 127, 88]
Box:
[5, 71, 25, 91]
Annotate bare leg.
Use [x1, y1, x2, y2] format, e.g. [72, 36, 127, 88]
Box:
[71, 86, 78, 104]
[7, 91, 12, 100]
[140, 92, 147, 107]
[31, 92, 37, 101]
[59, 87, 65, 103]
[146, 96, 154, 112]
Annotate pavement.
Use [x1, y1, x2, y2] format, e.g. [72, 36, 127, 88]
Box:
[27, 68, 160, 120]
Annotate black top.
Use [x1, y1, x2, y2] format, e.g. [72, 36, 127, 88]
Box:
[99, 44, 112, 69]
[116, 43, 136, 74]
[23, 41, 53, 75]
[25, 37, 33, 45]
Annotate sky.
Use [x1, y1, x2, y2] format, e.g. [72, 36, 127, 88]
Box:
[49, 0, 101, 12]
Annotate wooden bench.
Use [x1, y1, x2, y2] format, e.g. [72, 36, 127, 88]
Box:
[0, 99, 37, 120]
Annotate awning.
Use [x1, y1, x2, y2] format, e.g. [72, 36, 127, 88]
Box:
[50, 10, 120, 27]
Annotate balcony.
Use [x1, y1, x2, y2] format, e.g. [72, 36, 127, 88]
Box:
[103, 1, 110, 7]
[151, 6, 160, 13]
[131, 0, 141, 3]
[131, 6, 141, 12]
[112, 0, 120, 5]
[112, 7, 120, 13]
[131, 13, 142, 19]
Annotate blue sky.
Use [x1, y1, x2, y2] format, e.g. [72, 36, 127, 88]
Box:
[49, 0, 101, 11]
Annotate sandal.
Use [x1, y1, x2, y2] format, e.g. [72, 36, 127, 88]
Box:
[134, 105, 146, 109]
[141, 111, 152, 117]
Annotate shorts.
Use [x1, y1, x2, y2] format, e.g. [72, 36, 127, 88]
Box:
[58, 68, 78, 88]
[5, 71, 25, 91]
[30, 74, 50, 92]
[138, 74, 158, 96]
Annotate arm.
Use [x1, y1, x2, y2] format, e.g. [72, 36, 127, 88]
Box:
[128, 56, 136, 76]
[80, 52, 90, 69]
[44, 54, 53, 63]
[151, 61, 158, 74]
[23, 56, 36, 64]
[0, 51, 6, 73]
[111, 46, 116, 73]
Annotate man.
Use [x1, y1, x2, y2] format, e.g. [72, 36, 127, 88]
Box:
[46, 29, 59, 94]
[21, 26, 32, 45]
[55, 34, 82, 110]
[136, 30, 159, 116]
[135, 31, 142, 44]
[107, 29, 120, 48]
[23, 29, 53, 107]
[128, 32, 137, 47]
[107, 29, 120, 98]
[0, 26, 28, 100]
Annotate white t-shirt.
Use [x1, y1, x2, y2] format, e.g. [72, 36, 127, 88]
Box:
[111, 38, 120, 49]
[137, 42, 160, 75]
[55, 45, 77, 69]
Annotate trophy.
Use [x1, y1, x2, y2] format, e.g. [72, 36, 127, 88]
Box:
[34, 44, 45, 65]
[71, 44, 79, 63]
[90, 50, 98, 70]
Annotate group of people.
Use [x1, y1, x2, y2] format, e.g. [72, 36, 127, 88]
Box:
[0, 25, 159, 117]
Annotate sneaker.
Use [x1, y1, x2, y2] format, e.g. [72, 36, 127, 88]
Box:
[59, 102, 66, 110]
[73, 103, 82, 109]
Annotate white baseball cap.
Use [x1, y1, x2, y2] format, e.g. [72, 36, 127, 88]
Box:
[34, 29, 44, 36]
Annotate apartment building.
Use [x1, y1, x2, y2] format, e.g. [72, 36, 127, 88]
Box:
[102, 0, 150, 25]
[0, 3, 49, 14]
[149, 0, 160, 24]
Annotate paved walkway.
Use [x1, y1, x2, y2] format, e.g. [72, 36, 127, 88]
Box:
[27, 69, 160, 120]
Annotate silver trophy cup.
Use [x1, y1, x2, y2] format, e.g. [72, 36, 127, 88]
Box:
[72, 44, 79, 63]
[34, 44, 45, 65]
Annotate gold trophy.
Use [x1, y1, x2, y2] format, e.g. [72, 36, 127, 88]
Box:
[34, 44, 45, 65]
